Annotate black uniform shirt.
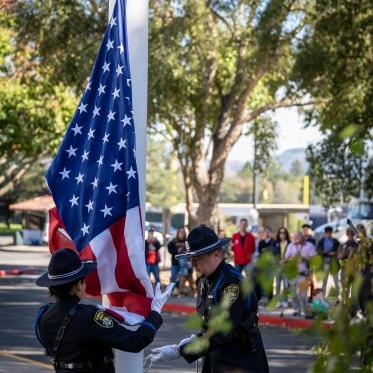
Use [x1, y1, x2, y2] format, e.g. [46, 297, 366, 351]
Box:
[180, 261, 269, 373]
[36, 295, 162, 372]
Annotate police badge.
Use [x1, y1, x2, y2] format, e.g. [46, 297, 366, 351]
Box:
[223, 284, 239, 303]
[94, 310, 114, 328]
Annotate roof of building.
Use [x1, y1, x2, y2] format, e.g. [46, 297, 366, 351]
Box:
[9, 195, 55, 212]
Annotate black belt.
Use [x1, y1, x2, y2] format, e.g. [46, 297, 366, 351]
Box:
[54, 356, 113, 370]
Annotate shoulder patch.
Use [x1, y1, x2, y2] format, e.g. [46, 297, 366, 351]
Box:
[223, 284, 239, 303]
[93, 310, 114, 328]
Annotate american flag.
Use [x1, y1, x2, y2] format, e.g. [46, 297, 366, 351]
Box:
[46, 0, 153, 317]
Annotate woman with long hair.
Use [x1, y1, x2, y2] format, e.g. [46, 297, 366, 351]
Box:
[275, 227, 291, 307]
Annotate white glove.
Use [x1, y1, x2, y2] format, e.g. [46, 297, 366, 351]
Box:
[143, 335, 195, 371]
[151, 282, 174, 314]
[150, 344, 180, 362]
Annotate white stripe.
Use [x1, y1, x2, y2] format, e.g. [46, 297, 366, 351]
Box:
[90, 229, 123, 294]
[124, 207, 154, 298]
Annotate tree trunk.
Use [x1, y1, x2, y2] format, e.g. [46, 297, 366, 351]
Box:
[195, 187, 220, 229]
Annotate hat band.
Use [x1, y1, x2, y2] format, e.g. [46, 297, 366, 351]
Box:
[186, 239, 220, 253]
[48, 263, 84, 280]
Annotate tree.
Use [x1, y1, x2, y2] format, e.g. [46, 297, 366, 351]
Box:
[293, 0, 372, 149]
[146, 136, 184, 209]
[149, 0, 319, 227]
[306, 134, 373, 207]
[0, 10, 78, 199]
[290, 159, 304, 177]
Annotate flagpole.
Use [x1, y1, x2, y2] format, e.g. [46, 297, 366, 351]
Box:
[108, 0, 148, 372]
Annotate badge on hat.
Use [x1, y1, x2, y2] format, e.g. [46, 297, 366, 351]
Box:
[223, 284, 239, 303]
[94, 310, 114, 328]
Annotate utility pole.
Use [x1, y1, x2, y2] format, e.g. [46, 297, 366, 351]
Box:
[252, 122, 259, 208]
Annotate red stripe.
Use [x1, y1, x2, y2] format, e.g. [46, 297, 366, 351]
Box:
[109, 218, 145, 296]
[80, 245, 101, 296]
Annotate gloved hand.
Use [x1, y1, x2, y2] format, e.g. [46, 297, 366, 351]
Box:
[151, 282, 175, 314]
[143, 335, 196, 371]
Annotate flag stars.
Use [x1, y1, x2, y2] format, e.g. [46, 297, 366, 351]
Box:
[77, 102, 87, 114]
[59, 167, 70, 180]
[112, 87, 120, 100]
[81, 150, 89, 162]
[88, 128, 95, 139]
[97, 155, 104, 166]
[118, 43, 124, 54]
[97, 84, 106, 96]
[75, 172, 84, 185]
[109, 17, 117, 28]
[127, 79, 131, 87]
[100, 204, 113, 217]
[111, 159, 123, 172]
[85, 81, 91, 92]
[121, 114, 132, 127]
[117, 137, 127, 150]
[102, 133, 110, 143]
[126, 167, 137, 179]
[65, 145, 77, 158]
[81, 223, 90, 236]
[91, 177, 99, 189]
[69, 194, 79, 207]
[116, 64, 124, 76]
[93, 105, 101, 117]
[107, 110, 116, 122]
[106, 182, 118, 195]
[85, 200, 94, 212]
[71, 123, 83, 136]
[102, 61, 110, 73]
[106, 39, 114, 51]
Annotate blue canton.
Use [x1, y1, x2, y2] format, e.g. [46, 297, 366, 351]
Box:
[46, 0, 139, 251]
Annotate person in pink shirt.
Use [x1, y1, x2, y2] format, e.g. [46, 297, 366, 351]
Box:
[285, 231, 317, 317]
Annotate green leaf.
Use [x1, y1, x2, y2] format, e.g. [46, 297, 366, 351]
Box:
[339, 124, 358, 139]
[348, 139, 365, 155]
[185, 313, 203, 330]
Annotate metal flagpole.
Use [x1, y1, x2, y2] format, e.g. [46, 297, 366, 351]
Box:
[108, 0, 148, 372]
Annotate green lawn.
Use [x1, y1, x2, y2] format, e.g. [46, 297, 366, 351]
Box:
[0, 223, 22, 235]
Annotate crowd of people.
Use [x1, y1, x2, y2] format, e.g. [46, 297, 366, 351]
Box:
[145, 219, 370, 318]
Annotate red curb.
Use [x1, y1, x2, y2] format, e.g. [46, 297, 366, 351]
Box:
[164, 303, 332, 330]
[0, 268, 37, 277]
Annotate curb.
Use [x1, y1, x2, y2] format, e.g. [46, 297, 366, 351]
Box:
[0, 268, 38, 277]
[163, 303, 332, 330]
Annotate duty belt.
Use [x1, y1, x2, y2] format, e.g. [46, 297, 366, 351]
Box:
[54, 355, 113, 370]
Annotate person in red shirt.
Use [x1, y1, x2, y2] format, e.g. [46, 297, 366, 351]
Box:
[231, 218, 256, 273]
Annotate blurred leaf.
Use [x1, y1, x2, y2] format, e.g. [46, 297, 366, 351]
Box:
[185, 313, 203, 330]
[339, 124, 358, 139]
[348, 138, 365, 155]
[183, 336, 209, 354]
[283, 259, 298, 280]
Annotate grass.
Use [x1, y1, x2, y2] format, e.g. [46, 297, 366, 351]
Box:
[0, 223, 22, 235]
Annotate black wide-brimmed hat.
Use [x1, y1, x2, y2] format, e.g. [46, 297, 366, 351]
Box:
[176, 225, 230, 259]
[36, 248, 96, 287]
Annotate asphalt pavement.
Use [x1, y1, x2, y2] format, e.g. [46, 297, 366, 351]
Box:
[0, 247, 319, 372]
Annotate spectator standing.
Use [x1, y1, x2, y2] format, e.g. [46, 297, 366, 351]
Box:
[257, 227, 278, 299]
[275, 227, 291, 307]
[167, 227, 187, 285]
[285, 232, 317, 317]
[317, 226, 340, 296]
[145, 229, 161, 284]
[338, 227, 359, 304]
[231, 218, 256, 273]
[218, 228, 230, 260]
[302, 223, 316, 245]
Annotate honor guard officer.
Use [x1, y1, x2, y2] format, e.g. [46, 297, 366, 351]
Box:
[147, 225, 269, 373]
[35, 249, 173, 372]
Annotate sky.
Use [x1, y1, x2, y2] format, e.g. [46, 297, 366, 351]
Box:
[228, 107, 322, 162]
